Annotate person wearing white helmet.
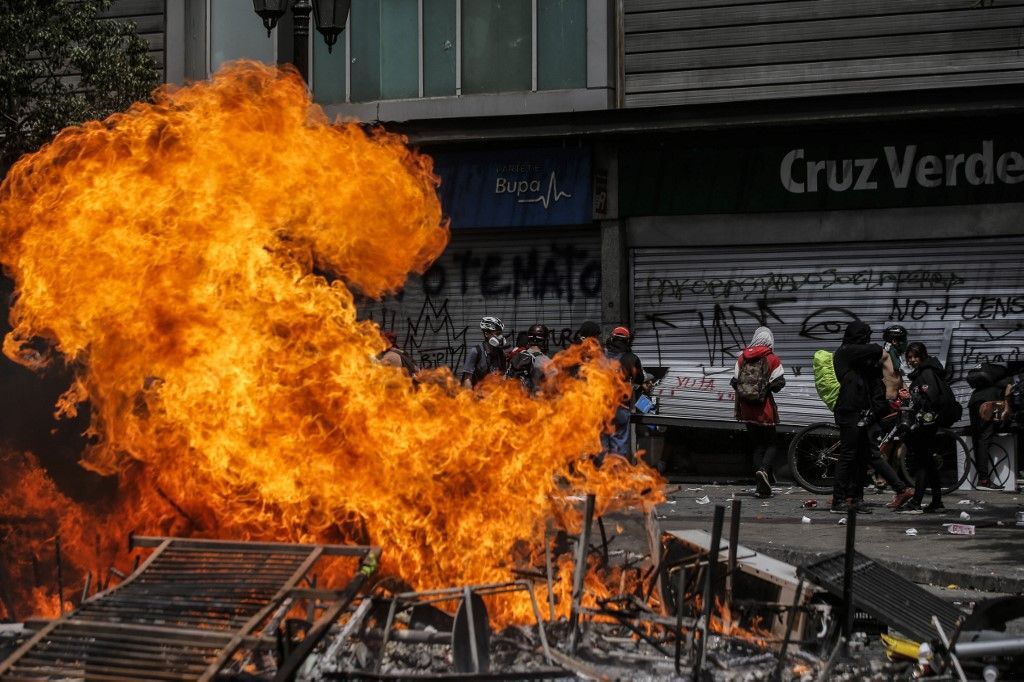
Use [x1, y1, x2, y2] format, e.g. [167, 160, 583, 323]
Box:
[461, 316, 509, 388]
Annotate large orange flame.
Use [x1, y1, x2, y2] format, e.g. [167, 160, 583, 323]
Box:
[0, 62, 662, 623]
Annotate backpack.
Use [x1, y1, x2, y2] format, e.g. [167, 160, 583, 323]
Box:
[735, 356, 771, 403]
[921, 366, 962, 427]
[507, 349, 542, 391]
[813, 350, 840, 411]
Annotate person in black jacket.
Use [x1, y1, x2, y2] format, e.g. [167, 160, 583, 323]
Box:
[831, 321, 887, 514]
[900, 342, 950, 514]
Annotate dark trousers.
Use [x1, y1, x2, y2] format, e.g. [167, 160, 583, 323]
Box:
[834, 423, 871, 503]
[746, 423, 778, 476]
[865, 423, 907, 493]
[906, 427, 942, 505]
[969, 407, 994, 481]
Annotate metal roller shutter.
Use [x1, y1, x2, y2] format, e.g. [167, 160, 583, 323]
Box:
[631, 236, 1024, 427]
[359, 227, 603, 373]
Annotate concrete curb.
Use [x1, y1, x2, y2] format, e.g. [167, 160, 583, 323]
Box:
[747, 541, 1024, 595]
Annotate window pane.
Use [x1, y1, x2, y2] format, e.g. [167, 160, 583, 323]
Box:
[538, 0, 586, 90]
[379, 0, 418, 99]
[462, 0, 531, 94]
[423, 0, 456, 97]
[210, 0, 275, 74]
[313, 29, 346, 104]
[350, 0, 381, 101]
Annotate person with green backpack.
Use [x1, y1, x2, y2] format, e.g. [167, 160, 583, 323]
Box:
[732, 326, 786, 498]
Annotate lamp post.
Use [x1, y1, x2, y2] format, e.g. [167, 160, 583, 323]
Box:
[252, 0, 351, 83]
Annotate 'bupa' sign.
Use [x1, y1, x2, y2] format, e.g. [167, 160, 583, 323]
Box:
[433, 148, 591, 228]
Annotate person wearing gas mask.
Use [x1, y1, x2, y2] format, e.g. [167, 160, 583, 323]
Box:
[506, 323, 553, 393]
[461, 316, 509, 388]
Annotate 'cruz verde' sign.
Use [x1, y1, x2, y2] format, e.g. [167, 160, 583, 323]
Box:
[619, 128, 1024, 216]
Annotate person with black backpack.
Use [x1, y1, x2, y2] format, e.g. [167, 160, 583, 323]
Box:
[831, 321, 888, 514]
[899, 342, 962, 514]
[732, 326, 786, 498]
[461, 316, 509, 388]
[505, 323, 553, 393]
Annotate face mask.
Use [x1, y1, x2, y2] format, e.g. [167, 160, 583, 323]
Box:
[487, 335, 503, 348]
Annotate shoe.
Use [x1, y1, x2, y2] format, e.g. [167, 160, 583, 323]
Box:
[755, 470, 772, 498]
[851, 499, 873, 514]
[923, 502, 945, 514]
[830, 502, 851, 514]
[976, 479, 1001, 490]
[899, 502, 924, 514]
[887, 489, 915, 509]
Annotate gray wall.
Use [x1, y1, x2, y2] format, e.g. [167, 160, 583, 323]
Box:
[102, 0, 167, 81]
[623, 0, 1024, 108]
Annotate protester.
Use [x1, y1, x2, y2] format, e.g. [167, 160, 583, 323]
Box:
[900, 342, 959, 514]
[967, 363, 1010, 489]
[881, 324, 909, 401]
[573, 320, 601, 345]
[831, 321, 887, 514]
[506, 323, 553, 393]
[731, 326, 785, 498]
[601, 326, 644, 462]
[461, 316, 508, 388]
[377, 330, 419, 376]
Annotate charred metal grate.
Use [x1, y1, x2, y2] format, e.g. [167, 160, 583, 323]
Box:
[798, 551, 963, 642]
[0, 536, 377, 681]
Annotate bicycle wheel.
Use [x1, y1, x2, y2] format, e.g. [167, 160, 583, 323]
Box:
[788, 422, 841, 495]
[898, 428, 973, 495]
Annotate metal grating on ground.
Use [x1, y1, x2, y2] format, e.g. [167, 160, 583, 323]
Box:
[798, 551, 963, 642]
[0, 536, 377, 681]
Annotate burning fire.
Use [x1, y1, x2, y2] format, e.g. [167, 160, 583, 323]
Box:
[0, 62, 662, 624]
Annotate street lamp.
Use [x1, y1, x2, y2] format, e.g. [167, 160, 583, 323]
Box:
[251, 0, 351, 83]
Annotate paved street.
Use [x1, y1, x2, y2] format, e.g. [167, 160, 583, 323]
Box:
[612, 484, 1024, 594]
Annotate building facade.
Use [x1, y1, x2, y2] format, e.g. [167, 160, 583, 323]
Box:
[156, 1, 1024, 445]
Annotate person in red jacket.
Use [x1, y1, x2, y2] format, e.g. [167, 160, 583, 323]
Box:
[732, 326, 786, 498]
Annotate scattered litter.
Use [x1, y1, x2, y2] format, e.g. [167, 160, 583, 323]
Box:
[802, 499, 818, 508]
[664, 500, 677, 505]
[972, 506, 984, 510]
[686, 487, 704, 492]
[695, 495, 711, 504]
[958, 499, 972, 505]
[946, 584, 958, 589]
[960, 511, 971, 520]
[838, 517, 848, 525]
[905, 528, 918, 536]
[948, 523, 975, 535]
[801, 516, 811, 524]
[761, 502, 770, 507]
[656, 514, 668, 520]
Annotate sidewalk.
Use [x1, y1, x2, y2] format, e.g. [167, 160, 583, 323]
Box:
[638, 484, 1024, 594]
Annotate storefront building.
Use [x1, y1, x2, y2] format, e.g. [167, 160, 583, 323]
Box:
[621, 122, 1024, 428]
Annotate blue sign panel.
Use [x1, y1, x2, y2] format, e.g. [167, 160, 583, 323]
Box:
[433, 148, 591, 228]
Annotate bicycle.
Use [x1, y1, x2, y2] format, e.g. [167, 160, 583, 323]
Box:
[787, 417, 975, 496]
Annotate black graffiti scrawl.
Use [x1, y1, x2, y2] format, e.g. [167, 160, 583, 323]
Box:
[357, 237, 603, 374]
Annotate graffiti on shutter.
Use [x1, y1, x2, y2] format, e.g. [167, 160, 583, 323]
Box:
[359, 228, 603, 374]
[631, 237, 1024, 426]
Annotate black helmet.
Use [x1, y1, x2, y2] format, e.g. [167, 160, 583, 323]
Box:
[882, 324, 908, 346]
[527, 323, 549, 352]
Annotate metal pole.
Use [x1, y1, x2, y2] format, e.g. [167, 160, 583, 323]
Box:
[694, 504, 726, 677]
[568, 494, 596, 655]
[54, 535, 65, 616]
[773, 577, 805, 682]
[292, 0, 312, 83]
[674, 561, 687, 675]
[726, 498, 741, 603]
[842, 507, 857, 643]
[543, 534, 556, 621]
